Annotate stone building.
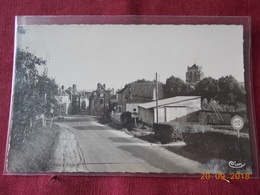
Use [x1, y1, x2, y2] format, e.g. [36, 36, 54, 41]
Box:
[66, 84, 81, 115]
[89, 83, 114, 116]
[56, 84, 80, 115]
[186, 64, 204, 85]
[116, 82, 163, 114]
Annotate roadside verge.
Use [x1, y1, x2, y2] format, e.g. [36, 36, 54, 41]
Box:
[7, 125, 57, 172]
[47, 124, 87, 172]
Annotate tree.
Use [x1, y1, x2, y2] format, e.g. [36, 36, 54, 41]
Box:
[216, 75, 246, 106]
[193, 75, 246, 111]
[163, 76, 189, 98]
[12, 48, 59, 141]
[37, 75, 59, 117]
[193, 77, 219, 101]
[109, 102, 117, 112]
[13, 48, 46, 125]
[133, 79, 152, 83]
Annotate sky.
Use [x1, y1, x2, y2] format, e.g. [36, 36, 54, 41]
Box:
[16, 24, 244, 91]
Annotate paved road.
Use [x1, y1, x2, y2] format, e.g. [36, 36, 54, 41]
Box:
[55, 115, 206, 173]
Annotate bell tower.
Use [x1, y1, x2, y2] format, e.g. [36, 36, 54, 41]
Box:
[186, 64, 204, 85]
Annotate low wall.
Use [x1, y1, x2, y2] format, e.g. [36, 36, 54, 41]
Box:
[197, 110, 247, 125]
[110, 112, 122, 125]
[170, 110, 199, 123]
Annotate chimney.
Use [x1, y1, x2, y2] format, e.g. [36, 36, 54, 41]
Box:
[61, 85, 64, 90]
[97, 83, 101, 89]
[103, 84, 106, 89]
[72, 84, 77, 93]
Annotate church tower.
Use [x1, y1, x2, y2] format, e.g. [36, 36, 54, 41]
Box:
[186, 64, 204, 85]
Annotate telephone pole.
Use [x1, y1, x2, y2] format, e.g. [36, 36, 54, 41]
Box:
[70, 85, 73, 114]
[155, 72, 159, 123]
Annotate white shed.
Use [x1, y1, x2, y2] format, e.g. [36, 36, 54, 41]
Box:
[138, 96, 201, 125]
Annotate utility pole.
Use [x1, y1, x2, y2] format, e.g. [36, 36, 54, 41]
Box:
[71, 86, 73, 114]
[104, 92, 106, 119]
[155, 72, 159, 123]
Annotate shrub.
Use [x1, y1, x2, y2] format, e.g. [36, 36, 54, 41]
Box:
[153, 123, 183, 144]
[120, 112, 132, 125]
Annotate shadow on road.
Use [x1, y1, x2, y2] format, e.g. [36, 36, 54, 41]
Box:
[108, 137, 136, 143]
[73, 126, 107, 130]
[55, 115, 100, 123]
[117, 145, 195, 173]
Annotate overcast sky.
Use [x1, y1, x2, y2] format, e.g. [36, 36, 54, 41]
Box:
[16, 24, 244, 91]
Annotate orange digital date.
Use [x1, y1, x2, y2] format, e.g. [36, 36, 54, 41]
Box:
[200, 173, 251, 180]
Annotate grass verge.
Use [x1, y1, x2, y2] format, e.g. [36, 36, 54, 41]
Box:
[7, 124, 59, 172]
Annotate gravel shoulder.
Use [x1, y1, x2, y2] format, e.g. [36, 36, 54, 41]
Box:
[47, 124, 87, 172]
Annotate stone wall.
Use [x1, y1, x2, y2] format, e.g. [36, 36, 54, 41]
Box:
[197, 110, 247, 125]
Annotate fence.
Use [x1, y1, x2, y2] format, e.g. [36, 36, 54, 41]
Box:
[197, 110, 247, 125]
[110, 112, 122, 124]
[41, 116, 54, 128]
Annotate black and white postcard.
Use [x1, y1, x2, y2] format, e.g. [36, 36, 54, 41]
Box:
[5, 16, 258, 177]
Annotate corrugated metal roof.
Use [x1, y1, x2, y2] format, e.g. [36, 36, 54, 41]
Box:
[138, 96, 201, 109]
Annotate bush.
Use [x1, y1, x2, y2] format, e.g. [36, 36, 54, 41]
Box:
[120, 112, 132, 125]
[153, 123, 183, 144]
[168, 122, 211, 134]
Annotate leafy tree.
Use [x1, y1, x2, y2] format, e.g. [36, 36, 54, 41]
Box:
[163, 76, 189, 98]
[216, 75, 246, 106]
[12, 48, 58, 141]
[193, 77, 219, 101]
[13, 48, 46, 125]
[193, 75, 246, 111]
[37, 75, 59, 117]
[133, 79, 152, 83]
[109, 102, 118, 112]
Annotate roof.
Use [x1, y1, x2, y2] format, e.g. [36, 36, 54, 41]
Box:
[65, 87, 79, 97]
[130, 83, 156, 98]
[89, 83, 112, 100]
[117, 84, 129, 93]
[138, 96, 201, 109]
[117, 82, 164, 102]
[188, 64, 202, 70]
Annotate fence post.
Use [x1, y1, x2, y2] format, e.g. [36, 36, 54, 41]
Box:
[42, 116, 46, 127]
[50, 118, 53, 128]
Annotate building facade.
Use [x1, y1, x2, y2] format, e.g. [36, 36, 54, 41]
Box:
[56, 86, 70, 116]
[56, 84, 81, 115]
[89, 83, 113, 116]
